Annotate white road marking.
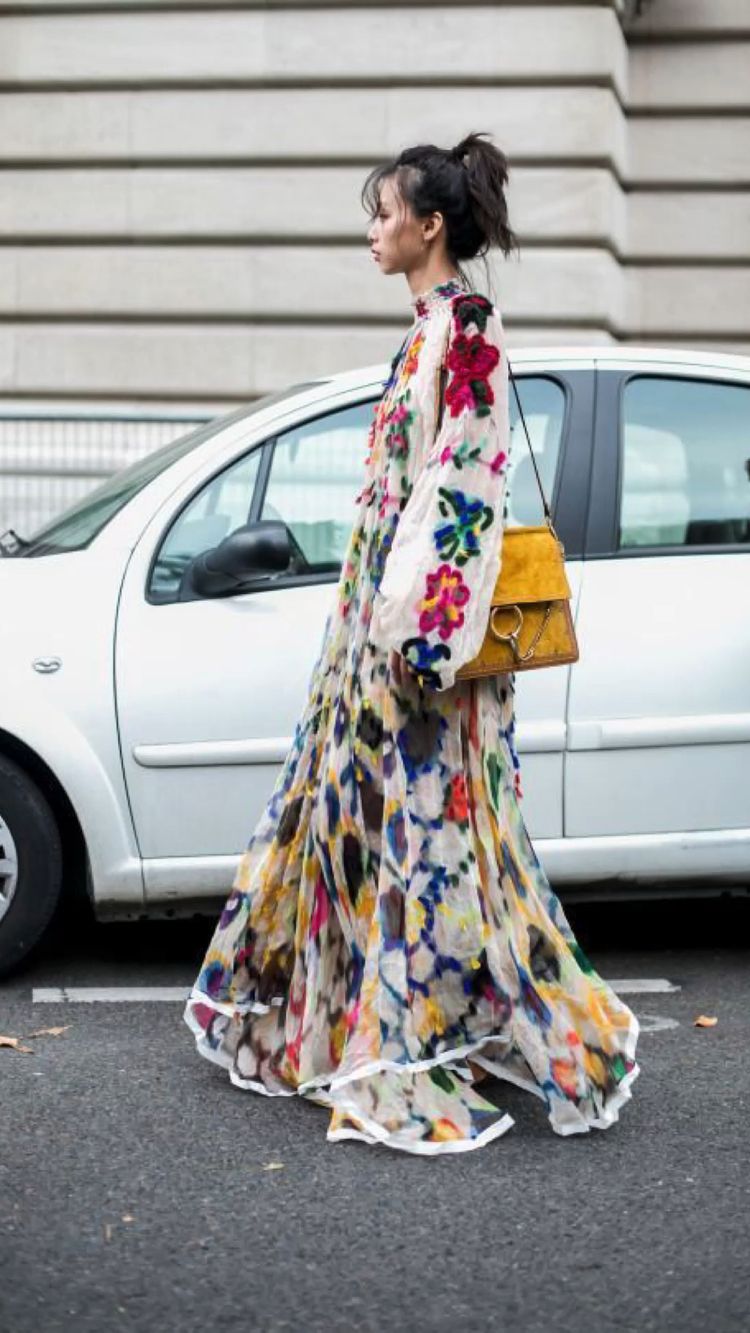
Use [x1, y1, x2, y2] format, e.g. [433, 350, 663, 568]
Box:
[637, 1014, 680, 1033]
[606, 978, 681, 994]
[32, 978, 681, 1003]
[33, 986, 191, 1003]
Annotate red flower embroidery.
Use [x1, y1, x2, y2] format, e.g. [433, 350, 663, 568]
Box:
[450, 331, 500, 381]
[445, 331, 500, 418]
[445, 773, 469, 822]
[418, 564, 471, 640]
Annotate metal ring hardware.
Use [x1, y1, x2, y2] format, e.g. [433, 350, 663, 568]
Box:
[489, 602, 555, 663]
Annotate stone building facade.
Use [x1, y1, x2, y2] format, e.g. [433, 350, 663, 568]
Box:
[0, 0, 747, 408]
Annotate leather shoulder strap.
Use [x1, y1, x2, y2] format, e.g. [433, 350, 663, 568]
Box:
[435, 304, 552, 522]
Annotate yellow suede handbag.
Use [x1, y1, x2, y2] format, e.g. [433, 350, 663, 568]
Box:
[433, 331, 580, 679]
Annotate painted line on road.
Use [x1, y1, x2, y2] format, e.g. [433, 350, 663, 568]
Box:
[606, 978, 681, 994]
[33, 986, 191, 1003]
[637, 1014, 680, 1033]
[32, 977, 681, 1004]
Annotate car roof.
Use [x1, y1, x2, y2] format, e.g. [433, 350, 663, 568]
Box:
[252, 342, 750, 425]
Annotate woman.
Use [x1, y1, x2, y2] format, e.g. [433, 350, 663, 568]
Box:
[183, 132, 640, 1154]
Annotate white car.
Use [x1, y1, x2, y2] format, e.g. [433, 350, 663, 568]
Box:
[1, 346, 749, 975]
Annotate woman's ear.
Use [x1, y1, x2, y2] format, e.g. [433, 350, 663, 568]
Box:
[423, 211, 444, 245]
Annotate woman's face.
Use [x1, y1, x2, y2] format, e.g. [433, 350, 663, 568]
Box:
[367, 174, 435, 276]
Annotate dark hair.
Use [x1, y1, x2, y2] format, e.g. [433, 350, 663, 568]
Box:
[361, 130, 520, 291]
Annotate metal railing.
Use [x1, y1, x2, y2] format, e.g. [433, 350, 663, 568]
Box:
[0, 406, 215, 538]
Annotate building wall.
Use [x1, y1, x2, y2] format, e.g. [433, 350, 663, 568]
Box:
[0, 0, 747, 407]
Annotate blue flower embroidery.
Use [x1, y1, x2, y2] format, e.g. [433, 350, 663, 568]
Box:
[399, 636, 451, 688]
[433, 487, 494, 566]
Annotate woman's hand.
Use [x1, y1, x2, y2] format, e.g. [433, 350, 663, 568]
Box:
[389, 647, 406, 688]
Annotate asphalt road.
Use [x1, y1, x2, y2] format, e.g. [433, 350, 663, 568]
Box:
[2, 894, 749, 1333]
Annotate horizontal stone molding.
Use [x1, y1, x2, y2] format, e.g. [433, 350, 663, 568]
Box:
[629, 0, 750, 38]
[624, 265, 750, 337]
[0, 321, 622, 400]
[630, 39, 750, 109]
[628, 192, 750, 260]
[0, 164, 625, 249]
[0, 322, 395, 396]
[628, 116, 750, 185]
[0, 85, 626, 167]
[0, 245, 745, 336]
[0, 1, 745, 402]
[0, 244, 625, 325]
[2, 319, 746, 403]
[0, 0, 621, 8]
[619, 336, 750, 356]
[0, 8, 627, 93]
[4, 164, 742, 261]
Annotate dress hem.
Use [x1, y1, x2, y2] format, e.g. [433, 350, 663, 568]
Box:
[183, 987, 641, 1151]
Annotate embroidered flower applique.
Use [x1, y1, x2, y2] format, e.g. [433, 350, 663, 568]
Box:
[445, 333, 500, 419]
[440, 291, 501, 421]
[433, 487, 494, 566]
[439, 436, 484, 469]
[403, 329, 425, 378]
[383, 400, 413, 461]
[418, 564, 471, 641]
[399, 636, 451, 687]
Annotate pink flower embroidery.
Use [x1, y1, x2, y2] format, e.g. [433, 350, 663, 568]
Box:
[418, 564, 471, 640]
[489, 449, 507, 474]
[446, 378, 479, 417]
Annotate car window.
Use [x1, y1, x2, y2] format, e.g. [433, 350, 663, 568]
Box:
[619, 376, 750, 549]
[505, 376, 566, 527]
[149, 447, 262, 602]
[17, 382, 326, 557]
[260, 401, 376, 570]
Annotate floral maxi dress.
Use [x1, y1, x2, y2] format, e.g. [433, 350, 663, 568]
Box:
[183, 276, 640, 1155]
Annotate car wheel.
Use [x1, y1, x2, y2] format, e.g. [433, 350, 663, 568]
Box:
[0, 753, 63, 978]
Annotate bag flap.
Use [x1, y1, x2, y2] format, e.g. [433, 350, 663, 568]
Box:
[493, 526, 572, 603]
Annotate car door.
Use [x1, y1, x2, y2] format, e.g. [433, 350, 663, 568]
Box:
[115, 398, 374, 899]
[502, 366, 593, 841]
[566, 367, 750, 870]
[115, 367, 591, 902]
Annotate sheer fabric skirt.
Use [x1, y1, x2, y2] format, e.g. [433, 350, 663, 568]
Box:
[183, 660, 640, 1155]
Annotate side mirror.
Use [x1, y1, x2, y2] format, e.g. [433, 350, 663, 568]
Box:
[185, 520, 293, 598]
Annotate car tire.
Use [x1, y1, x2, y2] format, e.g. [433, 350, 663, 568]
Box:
[0, 753, 63, 978]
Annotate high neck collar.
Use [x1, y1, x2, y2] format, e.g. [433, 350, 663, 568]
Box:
[410, 277, 466, 318]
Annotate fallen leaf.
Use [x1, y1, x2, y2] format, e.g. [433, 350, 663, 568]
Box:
[0, 1035, 34, 1053]
[26, 1025, 72, 1038]
[262, 1162, 285, 1171]
[103, 1223, 113, 1243]
[121, 1214, 135, 1223]
[693, 1014, 718, 1027]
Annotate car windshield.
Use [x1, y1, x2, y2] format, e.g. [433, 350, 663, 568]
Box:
[17, 382, 327, 557]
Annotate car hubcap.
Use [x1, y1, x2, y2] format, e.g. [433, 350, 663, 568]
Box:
[0, 814, 19, 922]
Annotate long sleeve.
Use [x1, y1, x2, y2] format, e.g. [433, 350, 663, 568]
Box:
[369, 292, 511, 690]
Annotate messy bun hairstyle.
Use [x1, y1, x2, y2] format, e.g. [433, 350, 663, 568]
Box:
[361, 130, 520, 291]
